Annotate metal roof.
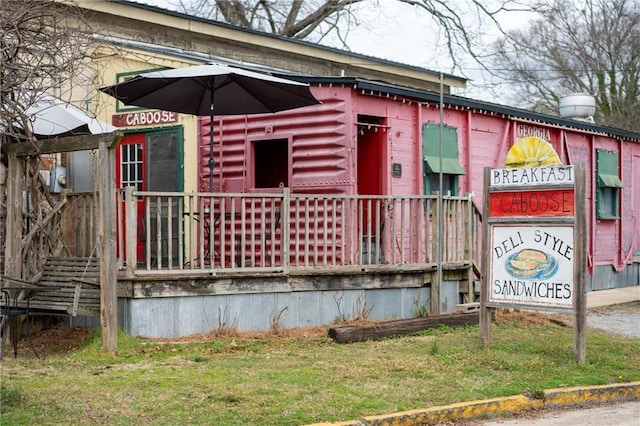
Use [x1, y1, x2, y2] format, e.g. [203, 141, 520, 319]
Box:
[104, 2, 639, 142]
[284, 76, 640, 142]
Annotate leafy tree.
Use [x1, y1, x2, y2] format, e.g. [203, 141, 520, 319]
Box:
[489, 0, 640, 131]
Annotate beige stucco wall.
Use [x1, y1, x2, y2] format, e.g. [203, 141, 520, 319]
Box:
[92, 45, 201, 192]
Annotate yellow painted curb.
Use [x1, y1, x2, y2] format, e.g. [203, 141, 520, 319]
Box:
[361, 395, 541, 426]
[307, 382, 640, 426]
[544, 381, 640, 407]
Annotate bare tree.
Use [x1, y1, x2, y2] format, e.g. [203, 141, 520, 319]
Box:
[1, 0, 92, 143]
[489, 0, 640, 131]
[169, 0, 533, 70]
[1, 0, 93, 274]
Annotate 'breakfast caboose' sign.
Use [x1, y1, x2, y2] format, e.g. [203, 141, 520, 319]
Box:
[481, 136, 587, 362]
[485, 137, 578, 311]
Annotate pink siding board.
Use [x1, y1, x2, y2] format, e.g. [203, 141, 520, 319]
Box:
[199, 87, 355, 194]
[388, 112, 418, 195]
[198, 83, 640, 275]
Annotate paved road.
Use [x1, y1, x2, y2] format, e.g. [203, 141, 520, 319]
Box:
[477, 400, 640, 425]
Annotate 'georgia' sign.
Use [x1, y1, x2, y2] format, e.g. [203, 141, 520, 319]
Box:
[490, 225, 573, 307]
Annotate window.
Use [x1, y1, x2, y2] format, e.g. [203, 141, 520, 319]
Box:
[119, 143, 144, 191]
[596, 149, 622, 219]
[422, 124, 465, 195]
[253, 138, 289, 188]
[426, 174, 458, 196]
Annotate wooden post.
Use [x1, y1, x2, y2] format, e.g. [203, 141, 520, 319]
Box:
[479, 167, 492, 348]
[282, 187, 290, 274]
[98, 139, 118, 353]
[573, 163, 587, 363]
[4, 153, 24, 278]
[124, 186, 137, 278]
[430, 194, 440, 313]
[466, 192, 474, 303]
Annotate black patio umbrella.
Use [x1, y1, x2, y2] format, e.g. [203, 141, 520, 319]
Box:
[99, 63, 320, 190]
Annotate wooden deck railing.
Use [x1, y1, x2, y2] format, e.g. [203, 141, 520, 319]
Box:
[20, 189, 99, 280]
[115, 188, 482, 277]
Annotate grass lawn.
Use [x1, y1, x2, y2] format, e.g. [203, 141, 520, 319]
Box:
[1, 310, 639, 425]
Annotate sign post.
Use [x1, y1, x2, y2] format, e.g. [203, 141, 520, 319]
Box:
[480, 140, 586, 363]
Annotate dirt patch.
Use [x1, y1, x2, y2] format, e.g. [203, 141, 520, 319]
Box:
[8, 302, 637, 356]
[494, 308, 567, 327]
[589, 300, 640, 314]
[7, 321, 92, 358]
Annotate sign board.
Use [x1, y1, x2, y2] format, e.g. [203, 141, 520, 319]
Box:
[480, 136, 587, 362]
[489, 225, 573, 308]
[489, 189, 574, 217]
[486, 164, 575, 311]
[490, 164, 574, 187]
[112, 110, 179, 127]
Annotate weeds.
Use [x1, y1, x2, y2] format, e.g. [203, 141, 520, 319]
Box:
[430, 339, 440, 355]
[0, 384, 24, 407]
[210, 306, 239, 337]
[412, 296, 430, 317]
[269, 307, 289, 336]
[333, 292, 373, 323]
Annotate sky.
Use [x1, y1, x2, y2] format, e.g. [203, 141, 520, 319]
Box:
[131, 0, 538, 103]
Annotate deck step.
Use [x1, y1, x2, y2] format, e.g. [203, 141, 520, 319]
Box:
[454, 302, 480, 313]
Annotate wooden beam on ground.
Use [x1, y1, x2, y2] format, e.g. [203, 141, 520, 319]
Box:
[328, 312, 483, 343]
[2, 132, 122, 156]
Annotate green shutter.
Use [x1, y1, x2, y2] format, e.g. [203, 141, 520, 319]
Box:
[596, 149, 623, 188]
[595, 149, 621, 219]
[422, 124, 465, 175]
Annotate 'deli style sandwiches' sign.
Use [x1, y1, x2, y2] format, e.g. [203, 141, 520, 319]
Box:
[490, 225, 573, 308]
[481, 136, 587, 361]
[484, 136, 579, 311]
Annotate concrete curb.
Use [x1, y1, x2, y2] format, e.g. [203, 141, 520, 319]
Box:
[307, 381, 640, 426]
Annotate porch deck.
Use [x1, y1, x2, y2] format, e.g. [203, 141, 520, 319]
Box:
[17, 189, 482, 335]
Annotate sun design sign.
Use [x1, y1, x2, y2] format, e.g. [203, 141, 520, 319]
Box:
[480, 136, 587, 362]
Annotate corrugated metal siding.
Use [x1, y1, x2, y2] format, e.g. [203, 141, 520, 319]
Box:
[123, 287, 432, 338]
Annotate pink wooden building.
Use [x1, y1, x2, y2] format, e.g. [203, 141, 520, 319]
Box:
[200, 76, 640, 291]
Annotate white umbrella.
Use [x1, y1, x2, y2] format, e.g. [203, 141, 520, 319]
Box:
[99, 63, 320, 190]
[16, 93, 116, 138]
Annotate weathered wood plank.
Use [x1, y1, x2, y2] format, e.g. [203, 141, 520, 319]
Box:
[1, 132, 121, 156]
[328, 312, 485, 343]
[12, 257, 102, 316]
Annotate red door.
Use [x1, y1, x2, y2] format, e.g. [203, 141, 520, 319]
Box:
[357, 119, 386, 264]
[116, 133, 146, 260]
[357, 121, 385, 233]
